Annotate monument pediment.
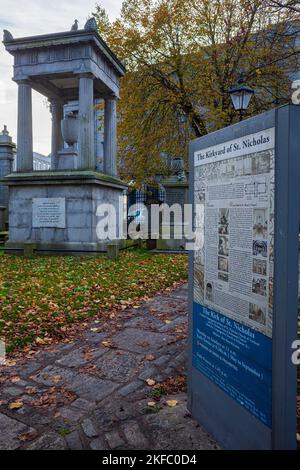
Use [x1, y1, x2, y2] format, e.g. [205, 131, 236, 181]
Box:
[3, 29, 126, 100]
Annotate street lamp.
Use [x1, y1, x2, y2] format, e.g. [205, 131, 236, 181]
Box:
[229, 72, 255, 120]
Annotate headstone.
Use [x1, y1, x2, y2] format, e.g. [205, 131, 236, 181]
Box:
[188, 104, 300, 449]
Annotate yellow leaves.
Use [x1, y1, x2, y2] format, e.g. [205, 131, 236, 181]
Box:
[147, 401, 156, 408]
[3, 359, 16, 367]
[101, 339, 115, 349]
[9, 400, 23, 410]
[166, 399, 178, 407]
[51, 375, 62, 384]
[146, 378, 156, 386]
[35, 336, 47, 344]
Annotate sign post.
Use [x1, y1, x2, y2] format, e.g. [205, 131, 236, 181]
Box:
[188, 104, 300, 449]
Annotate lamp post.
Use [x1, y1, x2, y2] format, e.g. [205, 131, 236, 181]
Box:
[229, 72, 255, 121]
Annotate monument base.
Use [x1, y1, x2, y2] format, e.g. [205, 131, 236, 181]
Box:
[3, 170, 127, 255]
[57, 148, 78, 170]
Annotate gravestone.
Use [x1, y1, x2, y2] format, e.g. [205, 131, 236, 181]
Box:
[188, 104, 300, 449]
[2, 20, 127, 255]
[157, 176, 189, 251]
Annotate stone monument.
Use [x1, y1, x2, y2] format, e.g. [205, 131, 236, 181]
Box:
[2, 19, 127, 255]
[157, 158, 189, 251]
[0, 125, 16, 224]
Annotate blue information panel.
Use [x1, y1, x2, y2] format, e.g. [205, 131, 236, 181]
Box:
[192, 302, 272, 427]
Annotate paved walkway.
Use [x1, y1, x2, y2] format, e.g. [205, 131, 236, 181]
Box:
[0, 284, 218, 450]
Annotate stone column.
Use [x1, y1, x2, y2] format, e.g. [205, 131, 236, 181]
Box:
[104, 96, 117, 177]
[16, 80, 33, 172]
[50, 100, 64, 170]
[78, 74, 95, 170]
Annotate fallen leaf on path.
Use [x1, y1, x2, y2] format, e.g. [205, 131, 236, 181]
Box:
[10, 375, 21, 383]
[145, 354, 155, 361]
[51, 375, 62, 384]
[146, 379, 156, 386]
[101, 339, 115, 348]
[166, 400, 178, 407]
[18, 431, 38, 442]
[9, 401, 23, 410]
[25, 387, 37, 395]
[136, 341, 150, 348]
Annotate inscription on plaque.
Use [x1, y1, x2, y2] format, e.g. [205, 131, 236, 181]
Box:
[32, 198, 66, 228]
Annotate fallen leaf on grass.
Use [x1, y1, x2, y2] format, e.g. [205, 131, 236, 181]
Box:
[164, 320, 172, 324]
[9, 401, 23, 410]
[35, 337, 46, 345]
[146, 379, 156, 386]
[4, 359, 16, 367]
[166, 400, 178, 407]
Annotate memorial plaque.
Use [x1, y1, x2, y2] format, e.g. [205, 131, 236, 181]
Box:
[32, 198, 66, 228]
[188, 104, 300, 449]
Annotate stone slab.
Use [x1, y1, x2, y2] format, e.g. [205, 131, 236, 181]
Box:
[0, 413, 33, 450]
[112, 328, 173, 354]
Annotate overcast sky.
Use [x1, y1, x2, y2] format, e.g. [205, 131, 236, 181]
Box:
[0, 0, 122, 155]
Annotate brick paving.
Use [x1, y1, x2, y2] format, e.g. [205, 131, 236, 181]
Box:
[0, 284, 219, 450]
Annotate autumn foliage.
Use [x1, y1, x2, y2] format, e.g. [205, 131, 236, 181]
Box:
[93, 0, 300, 184]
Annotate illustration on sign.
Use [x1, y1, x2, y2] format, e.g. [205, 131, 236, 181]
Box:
[193, 128, 275, 427]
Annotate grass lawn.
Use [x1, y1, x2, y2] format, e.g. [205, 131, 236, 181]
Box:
[0, 250, 188, 352]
